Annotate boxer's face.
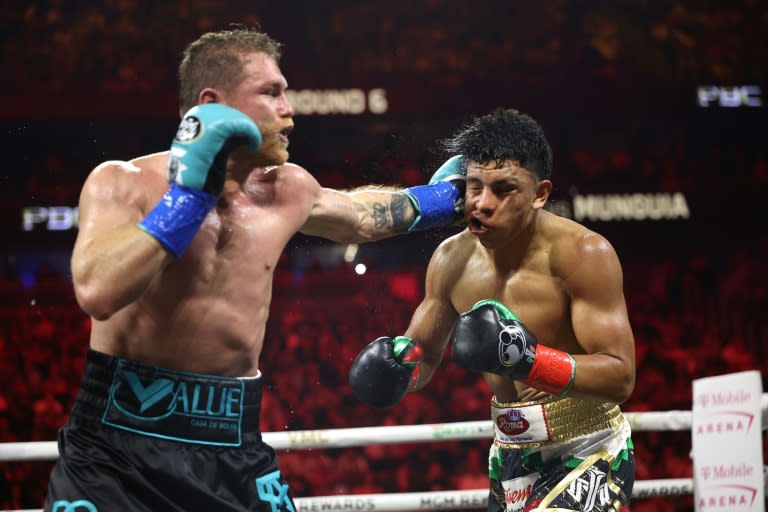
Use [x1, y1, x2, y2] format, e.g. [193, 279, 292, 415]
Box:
[221, 52, 295, 166]
[464, 160, 550, 245]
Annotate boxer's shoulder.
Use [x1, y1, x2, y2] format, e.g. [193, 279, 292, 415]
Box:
[87, 153, 167, 184]
[81, 154, 168, 210]
[432, 230, 475, 269]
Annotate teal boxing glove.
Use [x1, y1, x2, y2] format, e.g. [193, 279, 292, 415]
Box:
[428, 154, 467, 185]
[138, 104, 262, 257]
[404, 155, 466, 232]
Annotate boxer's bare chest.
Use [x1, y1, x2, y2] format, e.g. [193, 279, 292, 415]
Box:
[208, 179, 307, 261]
[452, 253, 572, 345]
[455, 259, 577, 402]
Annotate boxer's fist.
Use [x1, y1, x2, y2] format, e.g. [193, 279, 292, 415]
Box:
[404, 155, 467, 232]
[452, 299, 538, 380]
[428, 154, 466, 186]
[138, 104, 262, 257]
[349, 336, 423, 408]
[452, 299, 576, 396]
[168, 104, 262, 196]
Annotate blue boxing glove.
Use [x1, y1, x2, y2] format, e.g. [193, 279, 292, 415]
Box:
[403, 155, 466, 232]
[138, 104, 262, 257]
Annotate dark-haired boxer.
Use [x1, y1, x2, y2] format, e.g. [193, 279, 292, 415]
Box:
[350, 108, 636, 512]
[45, 26, 466, 512]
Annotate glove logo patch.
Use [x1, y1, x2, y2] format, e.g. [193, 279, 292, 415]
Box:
[175, 115, 202, 142]
[496, 408, 530, 436]
[498, 325, 527, 367]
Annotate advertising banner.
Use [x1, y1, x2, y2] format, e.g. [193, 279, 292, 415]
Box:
[692, 371, 765, 511]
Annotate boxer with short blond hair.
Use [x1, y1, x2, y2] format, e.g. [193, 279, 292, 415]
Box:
[350, 108, 636, 512]
[45, 26, 465, 512]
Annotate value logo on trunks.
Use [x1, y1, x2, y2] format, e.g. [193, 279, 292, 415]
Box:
[102, 362, 244, 446]
[51, 500, 98, 512]
[256, 470, 296, 512]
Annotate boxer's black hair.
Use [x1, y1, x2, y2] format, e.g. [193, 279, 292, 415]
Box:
[441, 108, 553, 180]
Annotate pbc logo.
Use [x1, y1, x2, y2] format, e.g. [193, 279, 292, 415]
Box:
[497, 409, 530, 436]
[697, 85, 762, 108]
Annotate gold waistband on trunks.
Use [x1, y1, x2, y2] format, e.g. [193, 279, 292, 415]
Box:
[491, 395, 625, 449]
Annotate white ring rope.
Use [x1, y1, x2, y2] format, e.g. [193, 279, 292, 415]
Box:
[0, 394, 765, 511]
[0, 479, 706, 512]
[291, 480, 696, 511]
[0, 479, 725, 512]
[1, 394, 766, 462]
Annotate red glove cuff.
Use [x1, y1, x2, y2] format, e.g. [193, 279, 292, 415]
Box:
[523, 344, 576, 397]
[394, 339, 423, 392]
[401, 343, 423, 391]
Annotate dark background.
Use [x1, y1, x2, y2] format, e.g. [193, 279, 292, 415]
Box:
[1, 1, 767, 510]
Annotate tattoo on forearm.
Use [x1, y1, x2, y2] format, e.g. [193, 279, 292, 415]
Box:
[391, 193, 412, 232]
[372, 202, 389, 230]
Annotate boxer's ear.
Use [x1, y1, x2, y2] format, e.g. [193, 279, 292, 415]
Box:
[198, 88, 221, 104]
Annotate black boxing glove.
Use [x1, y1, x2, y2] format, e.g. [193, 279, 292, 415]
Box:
[452, 299, 576, 396]
[349, 336, 424, 408]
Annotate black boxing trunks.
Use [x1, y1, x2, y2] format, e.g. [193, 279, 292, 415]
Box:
[44, 349, 297, 512]
[487, 396, 635, 512]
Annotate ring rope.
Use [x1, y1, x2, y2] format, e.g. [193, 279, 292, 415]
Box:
[1, 395, 765, 511]
[1, 395, 766, 462]
[0, 478, 744, 512]
[0, 413, 684, 462]
[290, 479, 697, 511]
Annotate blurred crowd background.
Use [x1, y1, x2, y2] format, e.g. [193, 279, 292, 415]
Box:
[1, 1, 767, 511]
